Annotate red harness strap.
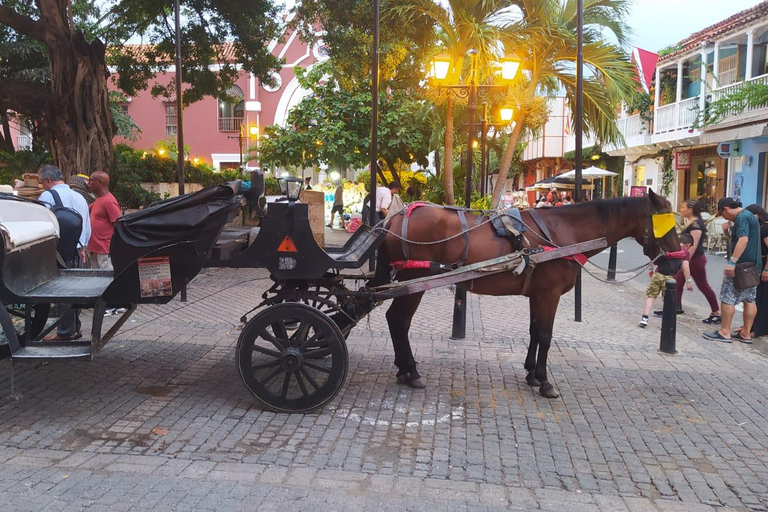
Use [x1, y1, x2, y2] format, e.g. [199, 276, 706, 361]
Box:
[390, 260, 451, 272]
[405, 202, 428, 218]
[542, 246, 588, 266]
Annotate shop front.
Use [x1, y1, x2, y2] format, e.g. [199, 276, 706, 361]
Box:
[678, 147, 726, 214]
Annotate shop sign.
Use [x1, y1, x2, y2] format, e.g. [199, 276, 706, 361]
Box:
[716, 140, 741, 159]
[674, 151, 691, 170]
[629, 186, 647, 197]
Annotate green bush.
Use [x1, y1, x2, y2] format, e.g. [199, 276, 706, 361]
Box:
[0, 150, 52, 185]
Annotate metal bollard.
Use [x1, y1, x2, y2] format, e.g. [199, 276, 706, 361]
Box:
[451, 287, 467, 339]
[659, 279, 678, 354]
[607, 244, 618, 281]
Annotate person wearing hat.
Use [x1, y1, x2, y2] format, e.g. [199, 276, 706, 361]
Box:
[703, 197, 761, 343]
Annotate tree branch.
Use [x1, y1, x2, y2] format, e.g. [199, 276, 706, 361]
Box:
[0, 82, 50, 119]
[0, 6, 46, 42]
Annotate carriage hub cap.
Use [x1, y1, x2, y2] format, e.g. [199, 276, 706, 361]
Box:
[280, 347, 303, 372]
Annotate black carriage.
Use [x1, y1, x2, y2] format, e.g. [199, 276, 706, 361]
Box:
[1, 175, 604, 414]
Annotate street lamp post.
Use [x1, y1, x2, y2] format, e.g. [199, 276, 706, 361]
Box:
[431, 50, 520, 339]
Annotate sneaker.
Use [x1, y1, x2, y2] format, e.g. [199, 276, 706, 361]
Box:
[639, 315, 649, 328]
[104, 308, 116, 317]
[702, 314, 722, 324]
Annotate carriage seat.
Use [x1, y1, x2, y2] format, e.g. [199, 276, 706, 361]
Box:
[0, 221, 58, 251]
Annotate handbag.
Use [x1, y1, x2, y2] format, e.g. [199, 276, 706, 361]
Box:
[734, 261, 760, 290]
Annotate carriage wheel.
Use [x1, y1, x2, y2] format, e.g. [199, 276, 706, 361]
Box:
[237, 303, 348, 413]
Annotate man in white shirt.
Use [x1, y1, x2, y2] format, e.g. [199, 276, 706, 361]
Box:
[38, 164, 92, 341]
[375, 181, 400, 222]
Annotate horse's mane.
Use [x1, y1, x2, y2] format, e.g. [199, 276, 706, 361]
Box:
[551, 196, 652, 235]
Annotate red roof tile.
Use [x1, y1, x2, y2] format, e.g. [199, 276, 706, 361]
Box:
[659, 1, 768, 62]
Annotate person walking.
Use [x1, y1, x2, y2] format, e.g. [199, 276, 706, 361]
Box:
[704, 198, 761, 344]
[38, 164, 91, 341]
[663, 199, 721, 323]
[743, 204, 768, 338]
[87, 171, 121, 270]
[327, 183, 346, 229]
[304, 177, 312, 190]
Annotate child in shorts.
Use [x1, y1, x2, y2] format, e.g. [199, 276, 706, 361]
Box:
[639, 233, 694, 327]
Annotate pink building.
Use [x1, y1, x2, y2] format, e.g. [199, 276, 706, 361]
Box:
[116, 21, 325, 171]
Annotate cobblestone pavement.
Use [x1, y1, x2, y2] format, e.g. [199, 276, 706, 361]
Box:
[2, 254, 768, 510]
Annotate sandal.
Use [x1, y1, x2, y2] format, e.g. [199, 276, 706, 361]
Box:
[732, 331, 753, 344]
[703, 331, 731, 343]
[702, 314, 722, 324]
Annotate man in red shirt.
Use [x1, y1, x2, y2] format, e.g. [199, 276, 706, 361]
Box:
[88, 171, 121, 270]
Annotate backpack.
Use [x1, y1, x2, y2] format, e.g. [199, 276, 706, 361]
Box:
[48, 188, 83, 262]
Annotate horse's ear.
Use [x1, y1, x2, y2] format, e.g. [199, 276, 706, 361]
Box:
[647, 189, 662, 208]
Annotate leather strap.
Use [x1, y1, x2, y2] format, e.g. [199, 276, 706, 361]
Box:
[529, 209, 553, 244]
[458, 210, 469, 263]
[401, 210, 411, 259]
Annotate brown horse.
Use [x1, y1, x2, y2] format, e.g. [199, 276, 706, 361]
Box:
[371, 190, 681, 398]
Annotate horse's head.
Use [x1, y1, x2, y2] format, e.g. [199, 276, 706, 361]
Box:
[636, 190, 683, 276]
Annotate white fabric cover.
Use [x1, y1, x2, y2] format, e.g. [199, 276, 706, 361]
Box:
[0, 199, 59, 251]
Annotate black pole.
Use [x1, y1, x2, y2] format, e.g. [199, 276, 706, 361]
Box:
[174, 0, 187, 302]
[480, 104, 487, 197]
[574, 0, 584, 322]
[368, 0, 379, 272]
[607, 244, 618, 281]
[659, 280, 678, 354]
[451, 52, 478, 340]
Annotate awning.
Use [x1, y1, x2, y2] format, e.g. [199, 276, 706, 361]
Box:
[699, 122, 768, 145]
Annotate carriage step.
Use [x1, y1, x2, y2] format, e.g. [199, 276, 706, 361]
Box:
[12, 342, 93, 361]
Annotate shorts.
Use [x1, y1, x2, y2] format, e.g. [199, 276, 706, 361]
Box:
[719, 275, 757, 305]
[331, 205, 343, 215]
[646, 272, 673, 299]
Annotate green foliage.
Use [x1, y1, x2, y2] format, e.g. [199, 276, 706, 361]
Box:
[110, 144, 233, 207]
[658, 45, 682, 59]
[109, 91, 140, 141]
[659, 149, 674, 197]
[626, 91, 653, 123]
[470, 194, 492, 210]
[693, 82, 768, 129]
[0, 150, 52, 184]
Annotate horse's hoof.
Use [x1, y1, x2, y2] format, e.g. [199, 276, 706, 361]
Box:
[539, 382, 560, 399]
[525, 373, 541, 387]
[396, 373, 410, 385]
[408, 377, 426, 389]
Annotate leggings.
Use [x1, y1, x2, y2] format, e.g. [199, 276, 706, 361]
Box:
[676, 253, 719, 313]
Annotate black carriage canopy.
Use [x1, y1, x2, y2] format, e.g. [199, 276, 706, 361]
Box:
[114, 182, 241, 247]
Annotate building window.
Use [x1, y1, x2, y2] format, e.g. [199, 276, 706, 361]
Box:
[165, 104, 177, 136]
[218, 85, 244, 132]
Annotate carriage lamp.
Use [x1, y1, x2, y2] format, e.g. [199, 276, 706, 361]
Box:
[330, 171, 340, 182]
[249, 124, 259, 137]
[500, 53, 521, 80]
[279, 177, 303, 202]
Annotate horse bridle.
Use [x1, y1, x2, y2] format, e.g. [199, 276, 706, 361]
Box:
[644, 212, 686, 263]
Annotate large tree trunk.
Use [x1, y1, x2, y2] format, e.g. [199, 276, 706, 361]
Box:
[443, 95, 455, 205]
[0, 110, 15, 153]
[48, 31, 113, 180]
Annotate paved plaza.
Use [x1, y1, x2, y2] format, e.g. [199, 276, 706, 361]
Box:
[1, 245, 768, 510]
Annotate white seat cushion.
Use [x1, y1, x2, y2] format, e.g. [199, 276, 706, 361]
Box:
[1, 221, 58, 251]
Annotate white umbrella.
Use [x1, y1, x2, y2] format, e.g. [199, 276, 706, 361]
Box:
[559, 167, 618, 179]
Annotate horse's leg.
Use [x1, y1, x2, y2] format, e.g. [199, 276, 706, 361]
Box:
[385, 291, 426, 389]
[528, 291, 561, 399]
[524, 319, 541, 387]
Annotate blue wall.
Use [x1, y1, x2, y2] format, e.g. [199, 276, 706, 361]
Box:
[737, 136, 768, 205]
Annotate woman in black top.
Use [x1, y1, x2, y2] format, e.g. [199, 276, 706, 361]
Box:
[745, 204, 768, 338]
[674, 199, 721, 323]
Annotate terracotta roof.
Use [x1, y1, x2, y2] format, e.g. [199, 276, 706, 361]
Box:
[658, 1, 768, 62]
[110, 42, 238, 64]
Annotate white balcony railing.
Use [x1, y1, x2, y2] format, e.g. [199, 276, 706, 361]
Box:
[710, 73, 768, 118]
[17, 135, 32, 150]
[617, 114, 646, 138]
[655, 103, 677, 133]
[677, 97, 698, 130]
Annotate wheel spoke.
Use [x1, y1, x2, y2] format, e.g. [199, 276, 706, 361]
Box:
[303, 361, 332, 374]
[261, 327, 285, 350]
[295, 371, 310, 397]
[298, 332, 321, 351]
[260, 366, 284, 387]
[271, 321, 289, 346]
[252, 360, 281, 371]
[281, 372, 291, 400]
[303, 348, 331, 359]
[300, 367, 321, 391]
[252, 345, 281, 359]
[290, 321, 311, 345]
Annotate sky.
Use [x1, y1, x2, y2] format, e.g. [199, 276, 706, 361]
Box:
[628, 0, 764, 52]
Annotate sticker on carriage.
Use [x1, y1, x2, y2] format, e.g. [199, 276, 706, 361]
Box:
[138, 256, 173, 298]
[279, 256, 297, 270]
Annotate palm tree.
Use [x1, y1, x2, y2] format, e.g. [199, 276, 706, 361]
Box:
[490, 0, 638, 206]
[388, 0, 522, 204]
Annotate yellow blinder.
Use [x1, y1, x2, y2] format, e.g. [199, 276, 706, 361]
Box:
[652, 213, 676, 239]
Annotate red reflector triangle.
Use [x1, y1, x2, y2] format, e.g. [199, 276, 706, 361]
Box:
[277, 235, 298, 252]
